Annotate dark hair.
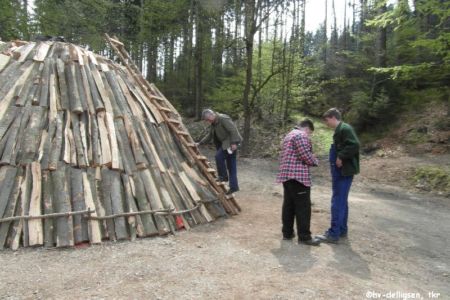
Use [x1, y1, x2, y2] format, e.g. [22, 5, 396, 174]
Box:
[299, 119, 314, 131]
[322, 108, 342, 120]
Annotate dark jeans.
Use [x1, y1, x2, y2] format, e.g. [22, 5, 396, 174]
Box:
[282, 179, 312, 241]
[328, 144, 353, 238]
[215, 147, 239, 191]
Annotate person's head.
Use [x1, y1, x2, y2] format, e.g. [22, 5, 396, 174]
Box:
[322, 108, 342, 129]
[298, 119, 314, 136]
[202, 109, 216, 124]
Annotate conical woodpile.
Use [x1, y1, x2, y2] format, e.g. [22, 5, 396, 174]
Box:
[0, 36, 240, 250]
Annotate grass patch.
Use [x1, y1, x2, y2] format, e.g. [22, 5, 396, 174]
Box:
[412, 166, 450, 196]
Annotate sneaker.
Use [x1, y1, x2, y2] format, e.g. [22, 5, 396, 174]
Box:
[315, 233, 339, 244]
[298, 237, 321, 246]
[226, 188, 239, 195]
[340, 232, 348, 238]
[283, 233, 295, 240]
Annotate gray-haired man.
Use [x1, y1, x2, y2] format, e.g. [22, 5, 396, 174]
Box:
[198, 109, 242, 194]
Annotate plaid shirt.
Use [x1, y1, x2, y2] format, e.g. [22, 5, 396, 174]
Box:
[276, 128, 318, 187]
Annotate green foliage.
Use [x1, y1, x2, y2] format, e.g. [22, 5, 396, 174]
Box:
[367, 0, 450, 84]
[347, 88, 394, 129]
[34, 0, 110, 50]
[0, 0, 29, 40]
[205, 71, 245, 118]
[412, 166, 450, 196]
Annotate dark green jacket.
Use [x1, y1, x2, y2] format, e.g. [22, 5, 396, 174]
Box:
[334, 122, 360, 176]
[200, 113, 242, 150]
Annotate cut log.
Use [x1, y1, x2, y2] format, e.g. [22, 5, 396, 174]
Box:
[14, 63, 40, 107]
[0, 61, 21, 94]
[38, 58, 52, 107]
[179, 171, 213, 222]
[105, 71, 129, 117]
[121, 174, 144, 239]
[40, 119, 57, 170]
[0, 169, 22, 249]
[70, 167, 89, 244]
[20, 107, 45, 164]
[84, 62, 105, 112]
[33, 42, 51, 62]
[51, 162, 74, 247]
[100, 167, 116, 241]
[123, 116, 147, 168]
[0, 54, 11, 72]
[116, 73, 143, 119]
[71, 113, 88, 168]
[90, 63, 112, 113]
[114, 119, 137, 174]
[130, 173, 158, 236]
[55, 59, 69, 110]
[90, 114, 100, 166]
[9, 192, 24, 251]
[140, 169, 170, 235]
[109, 170, 128, 240]
[82, 172, 102, 244]
[79, 113, 90, 165]
[74, 64, 88, 112]
[0, 166, 19, 220]
[17, 42, 35, 62]
[42, 170, 54, 247]
[1, 61, 35, 108]
[105, 112, 120, 169]
[28, 162, 43, 246]
[0, 108, 19, 164]
[101, 72, 122, 118]
[65, 63, 83, 114]
[21, 165, 32, 247]
[97, 112, 111, 166]
[48, 73, 58, 120]
[79, 65, 95, 114]
[48, 112, 63, 170]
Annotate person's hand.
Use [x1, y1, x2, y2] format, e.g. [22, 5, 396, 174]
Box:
[231, 144, 237, 151]
[336, 157, 343, 168]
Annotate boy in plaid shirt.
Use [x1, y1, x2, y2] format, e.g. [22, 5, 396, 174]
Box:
[276, 119, 321, 246]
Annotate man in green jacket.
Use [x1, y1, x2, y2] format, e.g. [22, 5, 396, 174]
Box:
[199, 109, 242, 195]
[317, 108, 360, 243]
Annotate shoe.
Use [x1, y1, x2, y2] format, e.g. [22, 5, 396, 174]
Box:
[226, 188, 239, 195]
[315, 233, 339, 244]
[298, 237, 321, 246]
[218, 176, 229, 182]
[340, 232, 348, 238]
[283, 233, 295, 240]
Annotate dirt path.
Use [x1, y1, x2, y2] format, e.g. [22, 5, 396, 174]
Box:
[0, 156, 449, 299]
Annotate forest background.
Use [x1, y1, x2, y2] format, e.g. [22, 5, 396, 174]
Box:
[0, 0, 449, 155]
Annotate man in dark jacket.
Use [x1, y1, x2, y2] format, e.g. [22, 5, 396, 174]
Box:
[198, 109, 242, 195]
[317, 108, 360, 243]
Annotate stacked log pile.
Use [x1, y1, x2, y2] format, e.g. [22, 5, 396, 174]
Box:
[0, 39, 240, 250]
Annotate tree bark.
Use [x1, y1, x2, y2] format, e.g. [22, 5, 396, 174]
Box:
[194, 0, 203, 120]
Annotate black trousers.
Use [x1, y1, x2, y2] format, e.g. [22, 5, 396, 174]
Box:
[282, 180, 312, 241]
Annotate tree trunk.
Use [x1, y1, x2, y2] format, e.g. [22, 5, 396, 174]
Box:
[323, 0, 328, 63]
[233, 0, 242, 70]
[194, 0, 203, 120]
[241, 0, 256, 155]
[299, 0, 306, 58]
[376, 1, 387, 68]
